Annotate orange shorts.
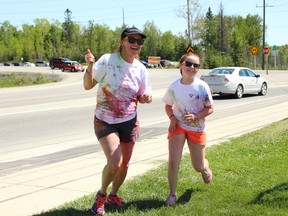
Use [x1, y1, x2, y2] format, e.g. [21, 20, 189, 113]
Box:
[167, 125, 206, 145]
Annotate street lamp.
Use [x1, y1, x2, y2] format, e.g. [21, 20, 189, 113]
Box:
[113, 0, 125, 26]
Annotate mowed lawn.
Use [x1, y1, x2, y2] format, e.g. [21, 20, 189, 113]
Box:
[34, 118, 288, 216]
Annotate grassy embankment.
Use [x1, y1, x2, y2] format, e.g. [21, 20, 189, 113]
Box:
[34, 118, 288, 216]
[0, 72, 60, 87]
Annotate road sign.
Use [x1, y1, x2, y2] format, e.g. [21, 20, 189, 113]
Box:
[272, 45, 278, 56]
[263, 47, 270, 55]
[250, 44, 259, 55]
[186, 46, 194, 54]
[272, 50, 278, 56]
[148, 56, 160, 65]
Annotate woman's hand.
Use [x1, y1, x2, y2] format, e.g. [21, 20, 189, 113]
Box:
[85, 49, 95, 65]
[84, 49, 95, 74]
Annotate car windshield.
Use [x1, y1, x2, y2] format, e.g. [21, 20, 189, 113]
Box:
[209, 68, 234, 75]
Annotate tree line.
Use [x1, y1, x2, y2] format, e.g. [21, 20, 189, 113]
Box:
[0, 7, 287, 70]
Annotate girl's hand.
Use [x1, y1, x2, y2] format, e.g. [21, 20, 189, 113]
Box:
[182, 112, 197, 125]
[168, 116, 177, 131]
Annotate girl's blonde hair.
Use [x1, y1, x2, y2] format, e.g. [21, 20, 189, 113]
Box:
[179, 53, 200, 65]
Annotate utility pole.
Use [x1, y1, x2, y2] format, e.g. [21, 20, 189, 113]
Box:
[262, 0, 265, 70]
[187, 0, 191, 45]
[257, 0, 273, 70]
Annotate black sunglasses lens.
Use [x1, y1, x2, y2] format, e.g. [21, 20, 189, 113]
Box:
[137, 39, 144, 45]
[128, 37, 144, 45]
[185, 61, 193, 67]
[128, 37, 136, 43]
[185, 61, 200, 68]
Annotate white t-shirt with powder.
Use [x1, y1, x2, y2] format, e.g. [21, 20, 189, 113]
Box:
[162, 77, 213, 132]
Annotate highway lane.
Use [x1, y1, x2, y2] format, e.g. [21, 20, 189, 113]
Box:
[0, 67, 287, 175]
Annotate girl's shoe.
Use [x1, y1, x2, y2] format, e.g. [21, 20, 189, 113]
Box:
[165, 194, 177, 206]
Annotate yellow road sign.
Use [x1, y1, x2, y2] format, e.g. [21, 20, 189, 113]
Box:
[186, 46, 194, 54]
[250, 44, 260, 55]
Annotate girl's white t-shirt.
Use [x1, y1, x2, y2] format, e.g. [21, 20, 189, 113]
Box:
[162, 77, 213, 132]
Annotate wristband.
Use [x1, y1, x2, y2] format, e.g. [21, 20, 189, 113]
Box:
[85, 71, 92, 76]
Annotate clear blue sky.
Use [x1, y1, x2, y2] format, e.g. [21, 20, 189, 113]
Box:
[0, 0, 287, 46]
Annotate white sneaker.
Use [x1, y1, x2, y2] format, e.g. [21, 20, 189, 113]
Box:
[165, 194, 177, 206]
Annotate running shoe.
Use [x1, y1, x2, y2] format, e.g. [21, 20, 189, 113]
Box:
[165, 194, 177, 206]
[91, 191, 107, 215]
[107, 193, 124, 208]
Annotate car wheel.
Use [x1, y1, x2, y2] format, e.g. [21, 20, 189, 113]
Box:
[235, 85, 243, 99]
[258, 82, 267, 96]
[71, 68, 75, 72]
[51, 66, 55, 69]
[61, 68, 65, 72]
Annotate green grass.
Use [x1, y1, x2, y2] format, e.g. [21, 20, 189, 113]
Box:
[0, 72, 60, 87]
[34, 119, 288, 216]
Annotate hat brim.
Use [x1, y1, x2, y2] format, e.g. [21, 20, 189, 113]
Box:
[128, 32, 146, 39]
[123, 32, 146, 39]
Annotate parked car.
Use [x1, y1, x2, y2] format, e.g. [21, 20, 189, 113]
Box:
[24, 62, 36, 67]
[13, 62, 25, 66]
[4, 62, 13, 66]
[140, 60, 154, 68]
[61, 61, 84, 72]
[49, 57, 70, 69]
[200, 67, 268, 99]
[35, 60, 49, 67]
[160, 60, 173, 67]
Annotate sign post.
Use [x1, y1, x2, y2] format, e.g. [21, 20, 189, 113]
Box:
[250, 44, 259, 69]
[271, 45, 278, 70]
[263, 47, 269, 75]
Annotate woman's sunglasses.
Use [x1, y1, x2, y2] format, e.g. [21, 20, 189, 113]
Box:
[125, 36, 145, 45]
[182, 61, 201, 69]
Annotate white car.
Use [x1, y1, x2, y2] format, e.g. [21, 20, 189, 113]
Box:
[35, 60, 49, 67]
[200, 67, 268, 99]
[24, 62, 36, 67]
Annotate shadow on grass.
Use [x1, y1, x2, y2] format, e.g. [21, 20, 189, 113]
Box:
[177, 188, 201, 204]
[34, 188, 201, 215]
[32, 208, 91, 216]
[249, 182, 288, 208]
[115, 188, 201, 212]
